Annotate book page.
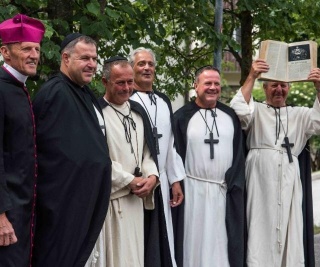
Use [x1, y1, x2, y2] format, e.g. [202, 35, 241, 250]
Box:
[259, 40, 288, 82]
[287, 41, 317, 82]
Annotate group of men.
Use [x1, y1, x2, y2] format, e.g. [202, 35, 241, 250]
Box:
[0, 13, 319, 267]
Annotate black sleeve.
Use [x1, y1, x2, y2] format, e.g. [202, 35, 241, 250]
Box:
[0, 92, 12, 213]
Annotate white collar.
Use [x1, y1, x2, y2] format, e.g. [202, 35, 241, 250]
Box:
[3, 63, 28, 85]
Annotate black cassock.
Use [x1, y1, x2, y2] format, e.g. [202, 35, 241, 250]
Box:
[32, 72, 112, 267]
[298, 142, 315, 267]
[173, 100, 247, 267]
[0, 67, 37, 267]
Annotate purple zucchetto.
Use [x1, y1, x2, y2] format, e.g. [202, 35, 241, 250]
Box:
[0, 14, 45, 44]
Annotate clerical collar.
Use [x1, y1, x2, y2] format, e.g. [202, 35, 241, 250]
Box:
[3, 63, 28, 84]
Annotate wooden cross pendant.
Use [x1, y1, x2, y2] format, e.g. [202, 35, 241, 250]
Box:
[153, 127, 163, 155]
[204, 132, 219, 159]
[281, 136, 294, 163]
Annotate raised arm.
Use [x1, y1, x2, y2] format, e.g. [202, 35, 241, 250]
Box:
[307, 68, 320, 102]
[241, 59, 270, 103]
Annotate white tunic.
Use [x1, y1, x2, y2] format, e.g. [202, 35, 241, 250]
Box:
[85, 101, 159, 267]
[230, 89, 320, 266]
[183, 108, 233, 267]
[131, 92, 186, 267]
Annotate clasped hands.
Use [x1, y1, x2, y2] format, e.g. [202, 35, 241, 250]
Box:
[129, 175, 157, 198]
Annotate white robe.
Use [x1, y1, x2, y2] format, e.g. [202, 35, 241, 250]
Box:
[183, 109, 233, 267]
[230, 89, 320, 266]
[131, 92, 186, 267]
[85, 101, 159, 267]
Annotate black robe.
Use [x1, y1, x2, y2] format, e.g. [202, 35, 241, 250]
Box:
[173, 100, 247, 267]
[298, 143, 315, 267]
[0, 67, 37, 267]
[98, 98, 173, 267]
[32, 72, 112, 267]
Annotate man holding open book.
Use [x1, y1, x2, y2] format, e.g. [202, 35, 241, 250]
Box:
[230, 59, 320, 267]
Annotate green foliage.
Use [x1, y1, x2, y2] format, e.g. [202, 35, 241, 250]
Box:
[2, 0, 320, 155]
[1, 0, 320, 103]
[86, 1, 100, 17]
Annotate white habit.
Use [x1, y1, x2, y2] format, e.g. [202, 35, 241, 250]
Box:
[183, 108, 233, 267]
[131, 92, 186, 267]
[85, 101, 159, 267]
[230, 89, 320, 266]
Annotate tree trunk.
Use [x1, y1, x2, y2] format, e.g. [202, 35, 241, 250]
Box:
[239, 10, 253, 85]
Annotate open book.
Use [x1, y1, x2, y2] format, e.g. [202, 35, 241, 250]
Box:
[258, 40, 318, 82]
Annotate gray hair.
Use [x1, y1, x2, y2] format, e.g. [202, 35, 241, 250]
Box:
[62, 36, 97, 55]
[102, 60, 131, 81]
[195, 65, 220, 83]
[129, 47, 156, 66]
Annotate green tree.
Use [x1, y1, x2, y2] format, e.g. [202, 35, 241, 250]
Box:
[2, 0, 320, 166]
[224, 0, 320, 85]
[1, 0, 320, 102]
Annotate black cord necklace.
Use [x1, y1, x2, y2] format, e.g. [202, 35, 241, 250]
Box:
[136, 91, 162, 154]
[108, 102, 142, 176]
[267, 104, 294, 163]
[198, 108, 219, 159]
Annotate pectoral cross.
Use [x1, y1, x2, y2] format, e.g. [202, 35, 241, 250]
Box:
[153, 127, 162, 154]
[134, 166, 142, 177]
[204, 132, 219, 159]
[281, 136, 294, 163]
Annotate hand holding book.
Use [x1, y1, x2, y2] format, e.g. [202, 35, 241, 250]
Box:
[258, 40, 318, 82]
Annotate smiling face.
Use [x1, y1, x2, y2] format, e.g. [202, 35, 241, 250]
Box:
[194, 69, 221, 108]
[1, 42, 41, 76]
[103, 63, 134, 105]
[264, 81, 290, 107]
[62, 41, 97, 87]
[132, 51, 155, 91]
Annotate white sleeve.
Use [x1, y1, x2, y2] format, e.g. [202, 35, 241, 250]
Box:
[230, 88, 255, 131]
[141, 140, 159, 210]
[110, 161, 134, 194]
[165, 132, 186, 185]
